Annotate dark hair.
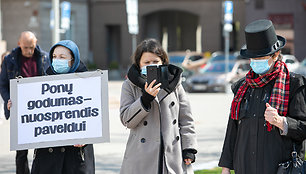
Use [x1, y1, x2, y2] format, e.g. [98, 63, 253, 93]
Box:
[132, 38, 169, 69]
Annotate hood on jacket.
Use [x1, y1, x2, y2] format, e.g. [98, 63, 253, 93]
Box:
[49, 40, 80, 73]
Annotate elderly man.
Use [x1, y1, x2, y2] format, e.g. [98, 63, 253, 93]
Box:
[0, 31, 49, 174]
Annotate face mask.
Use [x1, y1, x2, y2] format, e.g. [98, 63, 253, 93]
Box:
[250, 58, 272, 75]
[52, 59, 71, 73]
[141, 66, 147, 76]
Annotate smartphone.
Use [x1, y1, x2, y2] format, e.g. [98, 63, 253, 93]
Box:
[147, 65, 169, 89]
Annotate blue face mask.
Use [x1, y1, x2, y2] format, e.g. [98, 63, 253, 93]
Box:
[141, 66, 147, 76]
[52, 59, 71, 74]
[250, 58, 272, 75]
[140, 64, 160, 76]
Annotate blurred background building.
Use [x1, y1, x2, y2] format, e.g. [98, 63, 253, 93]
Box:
[88, 0, 246, 75]
[245, 0, 306, 61]
[0, 0, 305, 79]
[0, 0, 89, 65]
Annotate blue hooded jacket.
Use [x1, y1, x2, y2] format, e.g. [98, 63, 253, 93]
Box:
[49, 40, 82, 74]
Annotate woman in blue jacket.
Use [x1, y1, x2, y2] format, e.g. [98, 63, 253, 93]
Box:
[31, 40, 95, 174]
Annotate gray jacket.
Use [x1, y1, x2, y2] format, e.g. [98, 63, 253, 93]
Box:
[119, 64, 197, 174]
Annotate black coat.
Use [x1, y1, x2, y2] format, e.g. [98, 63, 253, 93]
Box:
[31, 61, 95, 174]
[0, 46, 49, 119]
[219, 73, 306, 174]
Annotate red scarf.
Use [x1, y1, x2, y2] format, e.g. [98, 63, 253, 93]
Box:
[230, 60, 290, 131]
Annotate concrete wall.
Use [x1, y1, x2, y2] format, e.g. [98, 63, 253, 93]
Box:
[244, 0, 306, 61]
[2, 0, 40, 51]
[1, 0, 89, 63]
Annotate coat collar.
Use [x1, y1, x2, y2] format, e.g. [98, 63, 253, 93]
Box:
[127, 63, 183, 94]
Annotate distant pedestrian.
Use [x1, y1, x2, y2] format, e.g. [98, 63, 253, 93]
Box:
[119, 38, 197, 174]
[0, 51, 10, 122]
[0, 51, 10, 71]
[31, 40, 95, 174]
[218, 19, 306, 174]
[0, 31, 49, 174]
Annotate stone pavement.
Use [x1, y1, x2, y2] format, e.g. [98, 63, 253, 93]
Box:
[0, 81, 233, 173]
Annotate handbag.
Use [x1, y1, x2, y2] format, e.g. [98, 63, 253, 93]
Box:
[277, 143, 306, 174]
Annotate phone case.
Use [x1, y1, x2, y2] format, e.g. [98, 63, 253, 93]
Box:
[147, 65, 159, 86]
[146, 65, 169, 89]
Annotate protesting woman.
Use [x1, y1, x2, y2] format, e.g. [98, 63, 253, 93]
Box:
[119, 38, 197, 174]
[31, 40, 95, 174]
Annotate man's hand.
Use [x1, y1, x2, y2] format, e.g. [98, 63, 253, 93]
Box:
[7, 99, 11, 110]
[264, 103, 284, 130]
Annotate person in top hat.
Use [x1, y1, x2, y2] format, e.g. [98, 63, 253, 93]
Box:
[218, 19, 306, 174]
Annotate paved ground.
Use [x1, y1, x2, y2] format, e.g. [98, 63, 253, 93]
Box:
[0, 81, 233, 173]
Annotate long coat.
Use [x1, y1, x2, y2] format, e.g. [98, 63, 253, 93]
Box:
[120, 64, 197, 174]
[31, 40, 95, 174]
[219, 73, 306, 174]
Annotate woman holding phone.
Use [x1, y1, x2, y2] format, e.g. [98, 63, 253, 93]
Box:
[119, 38, 197, 174]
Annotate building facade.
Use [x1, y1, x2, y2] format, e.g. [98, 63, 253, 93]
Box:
[1, 0, 89, 63]
[244, 0, 306, 61]
[1, 0, 304, 77]
[88, 0, 246, 75]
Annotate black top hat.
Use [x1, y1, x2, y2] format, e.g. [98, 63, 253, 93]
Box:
[240, 19, 286, 58]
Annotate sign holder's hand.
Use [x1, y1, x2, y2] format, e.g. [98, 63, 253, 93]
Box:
[74, 144, 85, 147]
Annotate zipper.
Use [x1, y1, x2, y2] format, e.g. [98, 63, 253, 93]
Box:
[41, 55, 45, 75]
[80, 147, 85, 161]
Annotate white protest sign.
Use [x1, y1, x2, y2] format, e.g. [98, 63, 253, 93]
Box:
[10, 70, 110, 150]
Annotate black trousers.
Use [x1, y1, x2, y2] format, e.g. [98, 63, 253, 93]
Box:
[16, 150, 30, 174]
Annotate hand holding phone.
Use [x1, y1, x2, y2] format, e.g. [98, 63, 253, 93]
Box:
[146, 65, 169, 89]
[144, 80, 161, 97]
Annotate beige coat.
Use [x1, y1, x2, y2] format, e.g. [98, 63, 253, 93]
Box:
[119, 78, 197, 174]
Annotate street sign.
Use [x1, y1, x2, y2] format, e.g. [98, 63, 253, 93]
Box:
[223, 1, 233, 32]
[126, 0, 139, 35]
[224, 1, 233, 15]
[61, 1, 71, 30]
[223, 1, 233, 93]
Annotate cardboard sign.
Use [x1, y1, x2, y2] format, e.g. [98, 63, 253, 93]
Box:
[10, 70, 110, 150]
